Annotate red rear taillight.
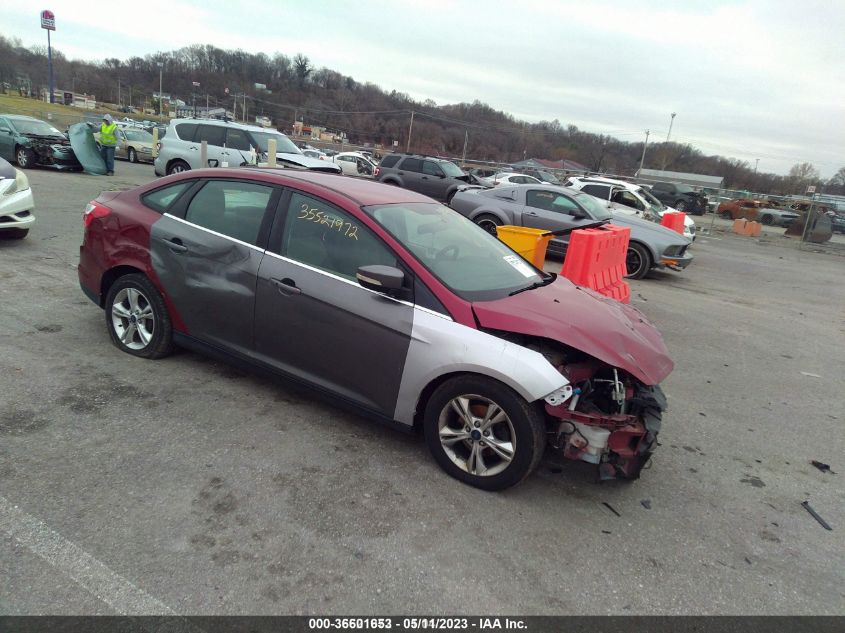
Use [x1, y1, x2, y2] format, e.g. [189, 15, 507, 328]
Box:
[84, 201, 111, 227]
[374, 167, 380, 177]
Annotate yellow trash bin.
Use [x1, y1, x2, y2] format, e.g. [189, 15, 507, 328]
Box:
[495, 225, 554, 269]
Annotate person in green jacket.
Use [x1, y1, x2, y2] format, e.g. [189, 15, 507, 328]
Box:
[99, 114, 118, 176]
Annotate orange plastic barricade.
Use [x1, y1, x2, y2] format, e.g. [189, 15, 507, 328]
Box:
[732, 218, 747, 234]
[495, 225, 555, 269]
[661, 211, 686, 235]
[560, 224, 631, 303]
[747, 221, 762, 237]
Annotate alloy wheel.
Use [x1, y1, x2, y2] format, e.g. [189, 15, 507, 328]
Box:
[437, 394, 516, 477]
[110, 287, 155, 350]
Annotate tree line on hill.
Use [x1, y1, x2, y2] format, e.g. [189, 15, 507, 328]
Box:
[1, 36, 843, 196]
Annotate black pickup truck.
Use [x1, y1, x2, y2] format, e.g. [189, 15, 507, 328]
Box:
[648, 182, 709, 216]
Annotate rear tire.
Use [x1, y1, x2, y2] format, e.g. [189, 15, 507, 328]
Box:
[423, 375, 546, 491]
[166, 159, 190, 175]
[474, 214, 502, 235]
[625, 242, 652, 280]
[760, 214, 774, 226]
[128, 148, 138, 163]
[104, 273, 173, 359]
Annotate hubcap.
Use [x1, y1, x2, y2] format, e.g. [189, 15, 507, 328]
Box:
[438, 394, 515, 477]
[111, 287, 155, 350]
[17, 150, 27, 166]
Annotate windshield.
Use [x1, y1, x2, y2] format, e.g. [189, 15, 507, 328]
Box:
[572, 192, 612, 220]
[440, 161, 465, 178]
[11, 118, 63, 137]
[123, 130, 153, 142]
[249, 131, 301, 154]
[363, 202, 544, 301]
[537, 171, 561, 185]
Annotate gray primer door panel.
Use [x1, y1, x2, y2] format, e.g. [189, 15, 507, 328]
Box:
[151, 214, 264, 354]
[253, 254, 414, 417]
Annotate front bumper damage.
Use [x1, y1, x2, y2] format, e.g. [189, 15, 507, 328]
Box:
[544, 365, 667, 480]
[23, 134, 82, 170]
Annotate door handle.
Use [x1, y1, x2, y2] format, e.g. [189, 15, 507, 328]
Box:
[163, 237, 188, 253]
[524, 211, 539, 216]
[188, 146, 198, 151]
[271, 277, 301, 296]
[397, 171, 404, 175]
[421, 176, 429, 180]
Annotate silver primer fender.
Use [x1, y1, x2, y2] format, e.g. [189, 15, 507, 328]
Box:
[393, 307, 569, 425]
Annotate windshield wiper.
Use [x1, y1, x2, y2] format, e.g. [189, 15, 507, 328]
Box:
[509, 272, 556, 296]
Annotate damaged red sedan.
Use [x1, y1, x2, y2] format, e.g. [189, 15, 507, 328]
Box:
[78, 169, 672, 490]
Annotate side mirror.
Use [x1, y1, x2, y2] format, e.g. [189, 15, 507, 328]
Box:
[571, 209, 588, 220]
[356, 265, 405, 294]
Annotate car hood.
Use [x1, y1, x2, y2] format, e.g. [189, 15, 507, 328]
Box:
[609, 212, 692, 243]
[472, 277, 674, 385]
[277, 152, 341, 172]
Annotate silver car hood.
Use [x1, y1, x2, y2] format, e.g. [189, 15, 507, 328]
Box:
[609, 210, 692, 243]
[277, 152, 341, 172]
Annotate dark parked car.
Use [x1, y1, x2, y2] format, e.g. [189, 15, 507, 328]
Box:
[648, 182, 708, 215]
[449, 184, 693, 279]
[79, 169, 674, 489]
[0, 114, 82, 170]
[374, 153, 469, 203]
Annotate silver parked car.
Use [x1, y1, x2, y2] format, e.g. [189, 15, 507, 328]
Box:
[449, 184, 693, 279]
[154, 119, 341, 176]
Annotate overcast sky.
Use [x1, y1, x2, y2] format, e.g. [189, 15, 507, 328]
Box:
[5, 0, 844, 176]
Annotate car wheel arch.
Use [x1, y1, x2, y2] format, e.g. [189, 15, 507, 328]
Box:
[411, 370, 539, 433]
[99, 265, 147, 308]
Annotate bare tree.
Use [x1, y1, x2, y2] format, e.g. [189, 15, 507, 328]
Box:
[293, 53, 312, 88]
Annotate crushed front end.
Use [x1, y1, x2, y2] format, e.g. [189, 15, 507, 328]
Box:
[543, 360, 666, 480]
[23, 134, 82, 170]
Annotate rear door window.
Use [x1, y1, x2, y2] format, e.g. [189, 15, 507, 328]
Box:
[184, 180, 274, 246]
[422, 161, 444, 177]
[581, 184, 610, 199]
[195, 125, 226, 147]
[141, 181, 194, 213]
[401, 158, 423, 172]
[175, 123, 198, 141]
[379, 155, 401, 168]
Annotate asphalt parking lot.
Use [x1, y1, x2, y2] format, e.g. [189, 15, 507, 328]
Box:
[1, 162, 843, 615]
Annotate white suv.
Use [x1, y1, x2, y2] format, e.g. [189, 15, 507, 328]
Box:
[154, 119, 341, 176]
[566, 176, 696, 241]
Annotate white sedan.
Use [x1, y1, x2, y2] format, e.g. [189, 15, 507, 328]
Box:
[332, 151, 377, 177]
[0, 157, 34, 239]
[490, 173, 542, 186]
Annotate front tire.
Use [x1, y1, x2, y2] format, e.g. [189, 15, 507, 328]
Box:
[674, 199, 687, 212]
[15, 146, 34, 169]
[625, 242, 652, 280]
[423, 375, 546, 491]
[105, 274, 173, 359]
[474, 214, 502, 235]
[128, 147, 138, 163]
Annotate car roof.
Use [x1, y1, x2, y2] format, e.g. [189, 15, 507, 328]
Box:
[5, 115, 41, 122]
[167, 118, 286, 135]
[236, 168, 435, 206]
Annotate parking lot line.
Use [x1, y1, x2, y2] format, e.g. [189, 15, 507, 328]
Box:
[0, 494, 175, 615]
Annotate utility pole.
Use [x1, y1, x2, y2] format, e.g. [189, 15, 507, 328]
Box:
[206, 93, 209, 115]
[754, 158, 759, 174]
[157, 62, 163, 116]
[117, 78, 121, 108]
[243, 93, 247, 123]
[461, 129, 468, 167]
[638, 129, 650, 176]
[406, 110, 414, 153]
